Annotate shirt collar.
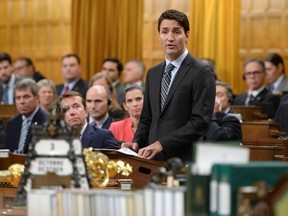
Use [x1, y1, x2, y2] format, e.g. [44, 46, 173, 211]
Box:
[248, 86, 265, 97]
[66, 78, 80, 90]
[165, 49, 188, 69]
[22, 106, 40, 122]
[272, 74, 285, 89]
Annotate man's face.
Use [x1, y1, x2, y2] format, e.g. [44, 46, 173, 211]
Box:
[13, 60, 34, 77]
[265, 61, 283, 84]
[0, 60, 13, 83]
[216, 85, 230, 111]
[61, 57, 81, 83]
[244, 62, 266, 90]
[123, 89, 144, 119]
[102, 61, 119, 82]
[61, 96, 87, 127]
[158, 19, 189, 61]
[15, 89, 39, 117]
[123, 61, 142, 84]
[86, 86, 109, 121]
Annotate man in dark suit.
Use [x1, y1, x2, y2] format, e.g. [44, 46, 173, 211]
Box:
[274, 95, 288, 132]
[0, 52, 22, 104]
[56, 53, 89, 98]
[123, 10, 215, 161]
[60, 91, 119, 149]
[86, 85, 113, 129]
[101, 57, 125, 105]
[3, 79, 48, 153]
[233, 58, 280, 118]
[202, 95, 242, 141]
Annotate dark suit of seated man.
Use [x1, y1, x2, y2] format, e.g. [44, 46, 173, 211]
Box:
[3, 79, 48, 153]
[202, 95, 242, 141]
[60, 91, 119, 149]
[274, 95, 288, 132]
[233, 58, 280, 118]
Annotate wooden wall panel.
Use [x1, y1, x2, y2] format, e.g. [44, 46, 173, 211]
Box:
[0, 0, 72, 84]
[240, 0, 288, 92]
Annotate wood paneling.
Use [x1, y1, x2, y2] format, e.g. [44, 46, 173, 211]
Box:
[0, 0, 72, 84]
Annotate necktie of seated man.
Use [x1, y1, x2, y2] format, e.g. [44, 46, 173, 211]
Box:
[16, 119, 30, 153]
[247, 94, 255, 105]
[161, 63, 174, 110]
[2, 85, 9, 104]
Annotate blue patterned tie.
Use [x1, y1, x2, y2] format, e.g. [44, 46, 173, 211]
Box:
[161, 63, 174, 110]
[16, 118, 30, 153]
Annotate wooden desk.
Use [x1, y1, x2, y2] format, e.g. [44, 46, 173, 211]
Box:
[241, 121, 288, 161]
[231, 105, 268, 121]
[99, 149, 166, 189]
[0, 105, 18, 128]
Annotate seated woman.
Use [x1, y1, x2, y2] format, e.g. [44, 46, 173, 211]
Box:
[37, 79, 57, 112]
[109, 85, 144, 143]
[89, 72, 126, 121]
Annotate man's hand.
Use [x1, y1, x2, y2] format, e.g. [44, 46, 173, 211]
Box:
[121, 142, 139, 152]
[138, 141, 163, 159]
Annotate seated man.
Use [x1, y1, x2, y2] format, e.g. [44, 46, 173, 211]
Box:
[59, 91, 119, 149]
[233, 58, 280, 118]
[273, 95, 288, 132]
[86, 85, 113, 129]
[3, 79, 48, 153]
[13, 57, 45, 82]
[109, 85, 144, 142]
[202, 96, 242, 141]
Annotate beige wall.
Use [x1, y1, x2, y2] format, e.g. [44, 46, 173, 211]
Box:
[0, 0, 72, 84]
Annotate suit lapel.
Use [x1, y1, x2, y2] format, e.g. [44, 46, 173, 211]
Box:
[153, 62, 166, 115]
[81, 124, 93, 148]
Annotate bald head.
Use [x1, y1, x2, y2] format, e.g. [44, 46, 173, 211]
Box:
[85, 85, 111, 121]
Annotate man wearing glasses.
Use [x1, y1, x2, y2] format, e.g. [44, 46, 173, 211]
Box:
[233, 58, 280, 118]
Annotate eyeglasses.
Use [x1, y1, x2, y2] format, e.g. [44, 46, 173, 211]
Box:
[243, 71, 263, 78]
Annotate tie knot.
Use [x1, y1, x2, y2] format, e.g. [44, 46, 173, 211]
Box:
[165, 63, 174, 75]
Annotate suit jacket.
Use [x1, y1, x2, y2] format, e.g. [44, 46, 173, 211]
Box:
[233, 88, 280, 118]
[102, 116, 113, 129]
[270, 76, 288, 93]
[114, 81, 125, 105]
[202, 112, 242, 141]
[274, 95, 288, 132]
[3, 108, 48, 153]
[133, 53, 216, 161]
[81, 124, 119, 149]
[0, 76, 22, 104]
[56, 78, 89, 98]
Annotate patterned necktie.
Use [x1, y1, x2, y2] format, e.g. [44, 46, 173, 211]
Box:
[247, 94, 255, 105]
[161, 63, 174, 110]
[64, 84, 69, 93]
[2, 85, 9, 104]
[16, 118, 30, 153]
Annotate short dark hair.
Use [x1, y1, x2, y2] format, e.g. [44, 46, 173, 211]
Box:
[123, 84, 144, 103]
[157, 9, 190, 33]
[264, 53, 285, 73]
[0, 52, 12, 64]
[16, 57, 35, 71]
[59, 91, 86, 108]
[61, 53, 81, 64]
[102, 57, 123, 76]
[216, 81, 234, 104]
[243, 58, 265, 72]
